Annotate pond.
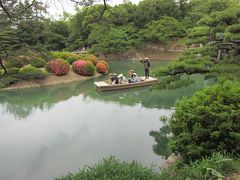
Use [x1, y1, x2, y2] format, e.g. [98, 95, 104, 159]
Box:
[0, 60, 208, 180]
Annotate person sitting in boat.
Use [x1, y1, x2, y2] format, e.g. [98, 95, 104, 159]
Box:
[129, 73, 140, 83]
[128, 70, 134, 83]
[128, 70, 134, 78]
[118, 74, 128, 84]
[109, 73, 119, 84]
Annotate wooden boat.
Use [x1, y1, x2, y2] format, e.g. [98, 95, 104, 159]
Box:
[94, 76, 158, 91]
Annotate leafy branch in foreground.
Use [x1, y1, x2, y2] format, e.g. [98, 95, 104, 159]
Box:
[168, 80, 240, 161]
[153, 6, 240, 89]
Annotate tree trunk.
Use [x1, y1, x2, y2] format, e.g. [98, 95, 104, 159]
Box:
[158, 43, 160, 50]
[163, 45, 168, 52]
[0, 58, 7, 74]
[217, 49, 221, 61]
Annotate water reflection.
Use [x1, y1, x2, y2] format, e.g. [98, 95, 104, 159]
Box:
[150, 121, 170, 158]
[0, 74, 206, 119]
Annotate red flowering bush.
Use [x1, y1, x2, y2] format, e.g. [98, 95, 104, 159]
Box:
[73, 60, 95, 76]
[99, 60, 109, 70]
[96, 62, 108, 74]
[45, 59, 70, 76]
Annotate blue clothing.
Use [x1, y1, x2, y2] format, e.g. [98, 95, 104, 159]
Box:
[130, 76, 140, 83]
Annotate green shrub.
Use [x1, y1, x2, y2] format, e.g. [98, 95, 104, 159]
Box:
[7, 67, 20, 75]
[0, 74, 20, 88]
[15, 55, 31, 65]
[85, 61, 96, 76]
[51, 51, 75, 60]
[66, 55, 80, 64]
[20, 65, 48, 80]
[29, 58, 46, 68]
[168, 80, 240, 161]
[56, 156, 159, 180]
[4, 60, 23, 68]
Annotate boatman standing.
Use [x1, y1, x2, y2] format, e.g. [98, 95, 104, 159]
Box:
[140, 57, 151, 79]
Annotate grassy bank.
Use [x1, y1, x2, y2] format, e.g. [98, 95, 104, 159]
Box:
[56, 154, 240, 180]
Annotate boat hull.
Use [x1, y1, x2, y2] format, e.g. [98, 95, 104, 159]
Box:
[94, 77, 158, 91]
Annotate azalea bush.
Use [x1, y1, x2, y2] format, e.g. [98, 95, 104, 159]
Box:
[45, 59, 70, 76]
[72, 60, 95, 76]
[98, 60, 109, 70]
[96, 61, 108, 74]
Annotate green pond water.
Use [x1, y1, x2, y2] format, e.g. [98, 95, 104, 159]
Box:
[0, 60, 209, 180]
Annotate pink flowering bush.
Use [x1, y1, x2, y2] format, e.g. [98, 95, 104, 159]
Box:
[45, 59, 70, 76]
[72, 60, 96, 76]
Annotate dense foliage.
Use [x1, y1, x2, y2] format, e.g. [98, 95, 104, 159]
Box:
[168, 81, 240, 161]
[153, 2, 240, 88]
[139, 16, 186, 51]
[45, 59, 70, 76]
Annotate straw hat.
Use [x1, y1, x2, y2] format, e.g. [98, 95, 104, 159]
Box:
[144, 57, 149, 60]
[132, 73, 137, 76]
[118, 74, 123, 78]
[128, 70, 134, 75]
[109, 73, 117, 76]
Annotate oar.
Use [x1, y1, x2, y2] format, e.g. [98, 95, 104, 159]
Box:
[135, 53, 152, 73]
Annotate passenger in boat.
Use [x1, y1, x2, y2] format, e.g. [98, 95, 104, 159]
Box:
[128, 70, 134, 78]
[129, 73, 140, 83]
[118, 74, 128, 84]
[128, 70, 134, 83]
[110, 73, 119, 84]
[140, 57, 151, 79]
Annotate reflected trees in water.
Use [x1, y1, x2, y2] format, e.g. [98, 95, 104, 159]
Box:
[149, 119, 170, 158]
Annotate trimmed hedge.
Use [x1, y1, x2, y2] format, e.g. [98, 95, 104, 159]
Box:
[19, 65, 48, 80]
[72, 60, 96, 76]
[51, 52, 99, 66]
[30, 58, 46, 68]
[45, 59, 70, 76]
[51, 51, 74, 60]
